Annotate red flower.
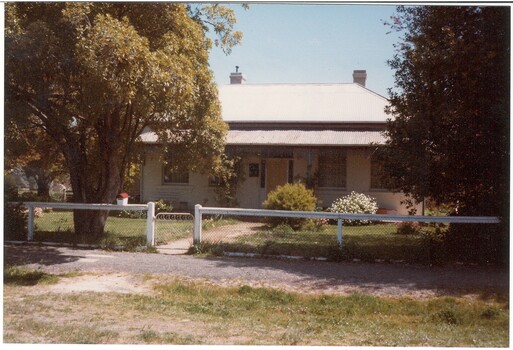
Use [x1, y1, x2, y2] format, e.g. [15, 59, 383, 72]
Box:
[117, 192, 129, 199]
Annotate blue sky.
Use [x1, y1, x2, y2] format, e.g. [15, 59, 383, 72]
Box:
[208, 3, 402, 97]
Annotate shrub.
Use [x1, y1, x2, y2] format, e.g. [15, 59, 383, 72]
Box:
[396, 222, 421, 235]
[262, 183, 317, 230]
[329, 191, 378, 226]
[155, 199, 173, 213]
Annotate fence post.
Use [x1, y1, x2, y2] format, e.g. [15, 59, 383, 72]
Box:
[27, 204, 34, 241]
[337, 218, 343, 251]
[193, 204, 202, 245]
[146, 202, 155, 246]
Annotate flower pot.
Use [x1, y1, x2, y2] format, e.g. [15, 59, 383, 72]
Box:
[117, 198, 128, 206]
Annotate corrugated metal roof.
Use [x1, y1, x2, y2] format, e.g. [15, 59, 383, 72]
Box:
[218, 83, 389, 123]
[139, 128, 387, 146]
[227, 129, 386, 146]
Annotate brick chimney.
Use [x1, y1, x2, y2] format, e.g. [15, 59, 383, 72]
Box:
[230, 66, 246, 84]
[352, 70, 367, 87]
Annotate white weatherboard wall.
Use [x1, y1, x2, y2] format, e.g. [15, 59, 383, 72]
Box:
[141, 153, 218, 209]
[142, 148, 417, 214]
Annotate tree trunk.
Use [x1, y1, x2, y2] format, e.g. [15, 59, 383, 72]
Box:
[62, 134, 123, 239]
[36, 176, 51, 198]
[73, 209, 109, 239]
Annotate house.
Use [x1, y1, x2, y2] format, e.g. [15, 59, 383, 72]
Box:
[139, 69, 416, 214]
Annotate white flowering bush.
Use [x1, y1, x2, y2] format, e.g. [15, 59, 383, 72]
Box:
[329, 191, 378, 226]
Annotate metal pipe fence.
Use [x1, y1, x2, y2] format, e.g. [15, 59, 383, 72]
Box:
[193, 205, 502, 264]
[5, 202, 155, 248]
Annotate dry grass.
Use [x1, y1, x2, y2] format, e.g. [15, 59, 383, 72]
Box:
[3, 270, 509, 346]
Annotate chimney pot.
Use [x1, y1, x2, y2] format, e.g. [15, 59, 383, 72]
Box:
[353, 70, 367, 87]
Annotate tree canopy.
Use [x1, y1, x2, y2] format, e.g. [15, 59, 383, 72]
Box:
[5, 3, 242, 236]
[377, 6, 510, 217]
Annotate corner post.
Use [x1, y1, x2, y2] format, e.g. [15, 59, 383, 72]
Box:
[146, 202, 155, 246]
[194, 204, 202, 244]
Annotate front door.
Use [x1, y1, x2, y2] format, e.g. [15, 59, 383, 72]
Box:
[266, 159, 289, 195]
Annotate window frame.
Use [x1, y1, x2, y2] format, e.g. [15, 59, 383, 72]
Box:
[317, 151, 347, 189]
[162, 157, 189, 185]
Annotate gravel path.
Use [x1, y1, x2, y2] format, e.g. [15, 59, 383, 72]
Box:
[4, 243, 508, 298]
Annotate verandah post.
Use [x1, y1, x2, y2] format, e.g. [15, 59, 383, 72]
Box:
[194, 204, 202, 245]
[146, 202, 155, 246]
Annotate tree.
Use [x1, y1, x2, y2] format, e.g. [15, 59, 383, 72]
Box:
[378, 6, 509, 217]
[376, 6, 509, 264]
[5, 3, 242, 237]
[5, 115, 67, 198]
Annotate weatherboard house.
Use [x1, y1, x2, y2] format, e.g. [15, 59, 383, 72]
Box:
[139, 69, 412, 214]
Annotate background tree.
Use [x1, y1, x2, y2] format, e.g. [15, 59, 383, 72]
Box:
[376, 6, 509, 263]
[5, 3, 242, 237]
[5, 115, 67, 199]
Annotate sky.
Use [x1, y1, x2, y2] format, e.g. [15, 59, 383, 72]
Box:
[207, 3, 403, 97]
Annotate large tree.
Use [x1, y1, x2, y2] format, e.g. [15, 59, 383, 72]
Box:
[5, 3, 241, 237]
[378, 6, 509, 218]
[377, 6, 509, 264]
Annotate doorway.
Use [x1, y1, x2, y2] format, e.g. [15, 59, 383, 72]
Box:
[266, 159, 290, 196]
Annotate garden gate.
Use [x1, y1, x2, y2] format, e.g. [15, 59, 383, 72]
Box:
[154, 212, 195, 247]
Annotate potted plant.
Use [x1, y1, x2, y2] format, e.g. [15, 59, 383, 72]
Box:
[116, 192, 129, 206]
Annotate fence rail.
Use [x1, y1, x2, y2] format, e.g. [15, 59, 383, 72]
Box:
[13, 202, 155, 246]
[194, 205, 500, 246]
[6, 202, 502, 263]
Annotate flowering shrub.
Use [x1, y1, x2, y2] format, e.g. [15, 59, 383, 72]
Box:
[329, 191, 378, 226]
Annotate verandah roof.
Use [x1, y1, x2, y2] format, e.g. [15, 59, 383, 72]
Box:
[226, 129, 386, 146]
[139, 128, 386, 146]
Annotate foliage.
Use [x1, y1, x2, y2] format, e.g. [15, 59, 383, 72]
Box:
[154, 199, 173, 214]
[4, 180, 27, 240]
[262, 183, 317, 230]
[329, 191, 378, 226]
[395, 222, 421, 235]
[377, 6, 509, 264]
[5, 3, 241, 237]
[377, 6, 509, 219]
[211, 155, 244, 207]
[4, 123, 67, 198]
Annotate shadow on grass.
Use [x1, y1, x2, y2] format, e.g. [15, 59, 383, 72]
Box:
[4, 265, 59, 286]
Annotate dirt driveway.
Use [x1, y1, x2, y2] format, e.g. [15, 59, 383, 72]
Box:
[4, 245, 509, 297]
[5, 243, 509, 299]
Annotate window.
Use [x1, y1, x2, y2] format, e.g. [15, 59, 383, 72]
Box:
[162, 159, 189, 184]
[370, 157, 385, 189]
[318, 152, 346, 188]
[249, 163, 259, 177]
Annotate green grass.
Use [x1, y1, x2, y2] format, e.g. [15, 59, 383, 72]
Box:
[4, 266, 60, 286]
[198, 223, 439, 264]
[30, 211, 193, 249]
[4, 274, 508, 346]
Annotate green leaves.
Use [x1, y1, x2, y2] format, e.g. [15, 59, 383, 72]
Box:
[5, 2, 237, 229]
[379, 6, 509, 217]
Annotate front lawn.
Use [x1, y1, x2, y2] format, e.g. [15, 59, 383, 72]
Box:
[197, 223, 442, 264]
[29, 211, 192, 248]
